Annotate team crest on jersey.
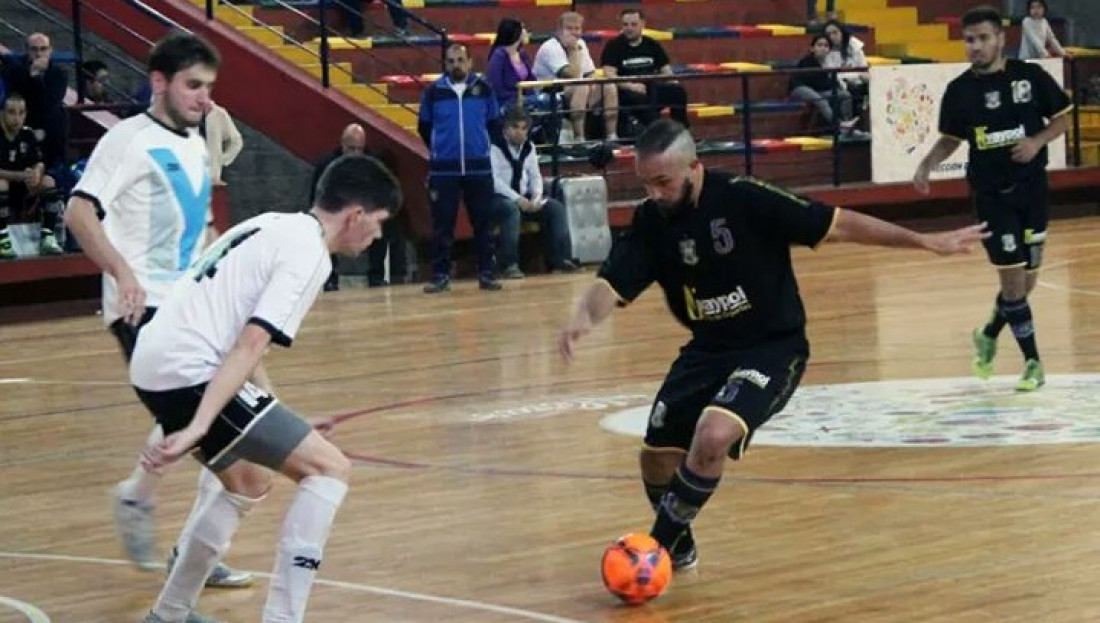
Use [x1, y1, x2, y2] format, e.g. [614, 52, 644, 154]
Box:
[649, 401, 667, 429]
[469, 84, 484, 97]
[679, 239, 699, 265]
[1002, 233, 1017, 253]
[1012, 80, 1033, 104]
[984, 91, 1001, 109]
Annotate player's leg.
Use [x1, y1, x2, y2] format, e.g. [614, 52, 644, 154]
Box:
[970, 188, 1024, 379]
[0, 179, 16, 259]
[639, 348, 728, 571]
[32, 175, 63, 255]
[1011, 177, 1050, 391]
[649, 342, 808, 566]
[136, 383, 278, 623]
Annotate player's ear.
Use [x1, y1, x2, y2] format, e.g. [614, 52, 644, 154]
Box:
[149, 71, 169, 96]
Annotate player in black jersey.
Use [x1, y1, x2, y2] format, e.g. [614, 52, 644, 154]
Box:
[559, 119, 988, 571]
[0, 92, 64, 259]
[913, 6, 1071, 391]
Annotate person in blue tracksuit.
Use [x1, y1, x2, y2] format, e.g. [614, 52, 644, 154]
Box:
[418, 43, 504, 292]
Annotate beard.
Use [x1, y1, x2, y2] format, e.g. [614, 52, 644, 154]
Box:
[654, 178, 694, 218]
[449, 68, 468, 82]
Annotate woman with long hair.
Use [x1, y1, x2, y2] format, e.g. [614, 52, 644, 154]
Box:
[485, 18, 534, 112]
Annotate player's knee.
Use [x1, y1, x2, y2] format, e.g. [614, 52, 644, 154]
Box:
[694, 410, 746, 459]
[219, 462, 273, 500]
[301, 438, 352, 482]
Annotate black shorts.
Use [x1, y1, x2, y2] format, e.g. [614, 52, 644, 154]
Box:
[972, 175, 1048, 270]
[645, 336, 808, 460]
[135, 382, 312, 473]
[108, 307, 159, 362]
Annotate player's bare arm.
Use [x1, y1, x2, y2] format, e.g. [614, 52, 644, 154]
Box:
[826, 208, 990, 255]
[559, 279, 621, 362]
[144, 323, 272, 468]
[64, 195, 146, 324]
[913, 135, 963, 194]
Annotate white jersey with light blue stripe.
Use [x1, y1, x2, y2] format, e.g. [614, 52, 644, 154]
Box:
[73, 113, 211, 325]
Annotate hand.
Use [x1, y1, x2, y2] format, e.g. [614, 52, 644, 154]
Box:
[623, 82, 647, 94]
[115, 268, 147, 326]
[912, 164, 931, 195]
[1011, 137, 1042, 163]
[517, 197, 538, 213]
[920, 222, 990, 256]
[558, 314, 592, 363]
[26, 168, 42, 188]
[142, 425, 205, 470]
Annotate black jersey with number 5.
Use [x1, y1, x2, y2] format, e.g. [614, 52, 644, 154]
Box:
[597, 169, 837, 350]
[938, 59, 1072, 191]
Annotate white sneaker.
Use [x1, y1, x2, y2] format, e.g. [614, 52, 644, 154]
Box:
[167, 546, 255, 589]
[113, 483, 159, 571]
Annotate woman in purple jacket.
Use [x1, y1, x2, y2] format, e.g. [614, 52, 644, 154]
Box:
[485, 18, 535, 112]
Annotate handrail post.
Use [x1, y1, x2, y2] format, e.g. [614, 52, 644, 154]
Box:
[318, 0, 330, 88]
[440, 28, 449, 72]
[549, 86, 561, 180]
[740, 73, 753, 177]
[1070, 56, 1081, 166]
[206, 0, 214, 20]
[831, 70, 841, 186]
[72, 0, 86, 103]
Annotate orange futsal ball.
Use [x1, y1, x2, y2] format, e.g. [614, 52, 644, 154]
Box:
[600, 533, 672, 605]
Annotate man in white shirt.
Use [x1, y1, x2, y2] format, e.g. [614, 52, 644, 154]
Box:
[63, 31, 254, 599]
[490, 107, 576, 277]
[134, 154, 402, 623]
[532, 11, 619, 142]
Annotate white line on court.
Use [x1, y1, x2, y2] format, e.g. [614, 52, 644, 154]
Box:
[0, 378, 127, 386]
[0, 595, 50, 623]
[0, 551, 591, 623]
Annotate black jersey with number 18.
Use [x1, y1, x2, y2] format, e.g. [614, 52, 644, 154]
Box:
[938, 59, 1072, 191]
[597, 169, 837, 350]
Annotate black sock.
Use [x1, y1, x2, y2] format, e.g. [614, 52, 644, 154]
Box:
[649, 464, 718, 552]
[41, 203, 59, 234]
[998, 296, 1039, 361]
[982, 294, 1008, 339]
[644, 479, 694, 555]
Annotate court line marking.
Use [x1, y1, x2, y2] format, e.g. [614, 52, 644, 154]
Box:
[0, 595, 50, 623]
[0, 551, 591, 623]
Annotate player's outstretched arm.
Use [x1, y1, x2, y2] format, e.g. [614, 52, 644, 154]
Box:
[143, 323, 272, 469]
[826, 208, 990, 255]
[559, 280, 620, 363]
[913, 136, 962, 194]
[64, 195, 146, 324]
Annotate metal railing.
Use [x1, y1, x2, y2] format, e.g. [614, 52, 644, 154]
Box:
[520, 58, 1095, 192]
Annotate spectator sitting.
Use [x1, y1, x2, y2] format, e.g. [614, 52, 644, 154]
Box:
[490, 107, 577, 278]
[600, 9, 688, 138]
[1019, 0, 1066, 59]
[821, 20, 868, 117]
[81, 60, 114, 104]
[0, 92, 64, 259]
[3, 33, 68, 169]
[789, 35, 857, 133]
[486, 19, 536, 113]
[533, 11, 619, 143]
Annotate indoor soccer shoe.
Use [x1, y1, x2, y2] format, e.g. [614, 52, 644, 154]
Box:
[142, 610, 225, 623]
[167, 546, 255, 588]
[0, 231, 15, 260]
[1016, 359, 1045, 392]
[39, 230, 63, 255]
[971, 328, 997, 380]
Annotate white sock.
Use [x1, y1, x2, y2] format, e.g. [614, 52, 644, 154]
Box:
[117, 425, 165, 503]
[179, 468, 226, 542]
[262, 475, 349, 623]
[153, 487, 258, 622]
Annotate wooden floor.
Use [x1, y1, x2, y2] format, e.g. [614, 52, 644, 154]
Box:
[6, 214, 1100, 623]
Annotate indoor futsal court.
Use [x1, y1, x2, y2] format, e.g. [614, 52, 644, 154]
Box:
[4, 214, 1100, 623]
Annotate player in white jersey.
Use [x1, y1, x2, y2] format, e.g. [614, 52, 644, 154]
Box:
[63, 32, 252, 594]
[132, 154, 401, 623]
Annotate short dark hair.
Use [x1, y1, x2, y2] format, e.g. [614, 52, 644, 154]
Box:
[620, 8, 645, 20]
[81, 60, 108, 81]
[147, 31, 220, 80]
[3, 92, 26, 107]
[962, 6, 1003, 30]
[635, 119, 691, 159]
[503, 106, 530, 128]
[315, 154, 403, 216]
[1028, 0, 1048, 14]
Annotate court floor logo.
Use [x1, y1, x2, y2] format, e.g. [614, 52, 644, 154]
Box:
[599, 375, 1100, 447]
